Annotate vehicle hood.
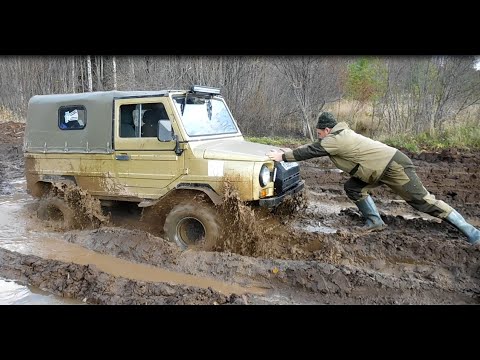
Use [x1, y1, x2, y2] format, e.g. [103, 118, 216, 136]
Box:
[192, 139, 279, 161]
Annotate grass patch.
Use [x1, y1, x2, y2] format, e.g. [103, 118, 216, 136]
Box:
[247, 125, 480, 153]
[246, 136, 306, 146]
[0, 106, 25, 123]
[383, 124, 480, 153]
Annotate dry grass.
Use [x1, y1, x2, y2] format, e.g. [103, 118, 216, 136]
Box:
[0, 106, 25, 123]
[324, 100, 480, 137]
[324, 99, 370, 121]
[324, 100, 375, 135]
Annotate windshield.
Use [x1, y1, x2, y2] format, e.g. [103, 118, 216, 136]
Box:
[173, 95, 238, 137]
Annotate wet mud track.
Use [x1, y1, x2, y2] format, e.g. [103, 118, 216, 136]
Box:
[0, 122, 479, 305]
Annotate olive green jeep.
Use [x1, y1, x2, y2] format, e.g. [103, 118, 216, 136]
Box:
[24, 85, 304, 250]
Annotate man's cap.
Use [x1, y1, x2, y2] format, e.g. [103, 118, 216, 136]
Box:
[316, 112, 337, 129]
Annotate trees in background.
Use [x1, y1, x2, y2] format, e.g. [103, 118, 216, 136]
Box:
[273, 56, 345, 141]
[374, 56, 480, 135]
[0, 55, 478, 138]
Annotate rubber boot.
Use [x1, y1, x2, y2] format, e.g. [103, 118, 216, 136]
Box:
[444, 209, 480, 245]
[355, 196, 387, 232]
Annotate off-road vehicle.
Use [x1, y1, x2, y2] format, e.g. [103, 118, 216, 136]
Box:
[24, 85, 304, 250]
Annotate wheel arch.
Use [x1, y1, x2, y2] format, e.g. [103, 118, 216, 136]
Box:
[27, 175, 77, 198]
[174, 183, 222, 205]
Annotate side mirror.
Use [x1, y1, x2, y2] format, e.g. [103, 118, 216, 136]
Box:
[157, 119, 183, 156]
[157, 119, 174, 142]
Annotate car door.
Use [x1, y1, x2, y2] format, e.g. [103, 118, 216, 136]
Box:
[113, 97, 185, 199]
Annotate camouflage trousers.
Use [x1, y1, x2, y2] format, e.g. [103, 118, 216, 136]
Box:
[344, 150, 453, 219]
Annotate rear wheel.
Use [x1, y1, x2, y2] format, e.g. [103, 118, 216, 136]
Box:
[164, 200, 221, 251]
[36, 197, 76, 229]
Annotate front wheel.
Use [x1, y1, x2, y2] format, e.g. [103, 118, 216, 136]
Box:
[164, 200, 221, 251]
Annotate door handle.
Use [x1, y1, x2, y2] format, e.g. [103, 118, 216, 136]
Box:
[115, 154, 130, 161]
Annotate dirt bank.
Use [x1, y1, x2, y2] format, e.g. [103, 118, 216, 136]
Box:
[1, 122, 479, 305]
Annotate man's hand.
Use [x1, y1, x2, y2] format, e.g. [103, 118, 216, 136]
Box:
[266, 149, 285, 162]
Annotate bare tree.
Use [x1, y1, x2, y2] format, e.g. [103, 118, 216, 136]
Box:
[376, 56, 480, 134]
[94, 56, 103, 91]
[112, 56, 117, 90]
[273, 56, 344, 141]
[86, 56, 93, 92]
[71, 57, 76, 93]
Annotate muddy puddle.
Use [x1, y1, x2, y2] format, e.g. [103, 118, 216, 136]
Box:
[0, 180, 266, 303]
[0, 277, 83, 305]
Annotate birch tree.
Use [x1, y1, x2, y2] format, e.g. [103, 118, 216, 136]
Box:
[86, 56, 93, 92]
[112, 56, 117, 90]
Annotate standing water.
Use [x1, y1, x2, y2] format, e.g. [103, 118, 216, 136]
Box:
[0, 277, 83, 305]
[0, 179, 265, 304]
[0, 179, 84, 305]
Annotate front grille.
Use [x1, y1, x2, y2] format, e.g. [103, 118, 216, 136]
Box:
[274, 161, 301, 194]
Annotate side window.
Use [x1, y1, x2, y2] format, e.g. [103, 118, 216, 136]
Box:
[58, 105, 86, 130]
[120, 102, 170, 138]
[120, 104, 136, 138]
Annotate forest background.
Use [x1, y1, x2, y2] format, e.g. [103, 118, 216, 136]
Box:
[1, 55, 479, 150]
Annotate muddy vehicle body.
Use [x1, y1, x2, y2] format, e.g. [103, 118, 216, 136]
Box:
[24, 85, 304, 249]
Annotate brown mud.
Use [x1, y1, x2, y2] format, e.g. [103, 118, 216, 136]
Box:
[1, 122, 479, 304]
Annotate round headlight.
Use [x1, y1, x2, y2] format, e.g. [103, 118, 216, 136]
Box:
[259, 164, 271, 187]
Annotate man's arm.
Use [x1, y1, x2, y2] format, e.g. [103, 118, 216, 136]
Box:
[267, 142, 330, 162]
[289, 142, 330, 161]
[267, 148, 289, 161]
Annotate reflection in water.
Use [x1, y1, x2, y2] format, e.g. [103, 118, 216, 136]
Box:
[0, 278, 83, 305]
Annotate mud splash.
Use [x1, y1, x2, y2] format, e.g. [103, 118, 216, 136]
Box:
[213, 182, 339, 263]
[36, 183, 110, 231]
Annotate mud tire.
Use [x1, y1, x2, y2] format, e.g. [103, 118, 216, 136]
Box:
[164, 200, 221, 251]
[36, 197, 76, 229]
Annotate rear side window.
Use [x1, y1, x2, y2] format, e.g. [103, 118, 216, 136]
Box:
[58, 105, 86, 130]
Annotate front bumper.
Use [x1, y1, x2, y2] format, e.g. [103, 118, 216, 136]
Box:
[258, 180, 305, 207]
